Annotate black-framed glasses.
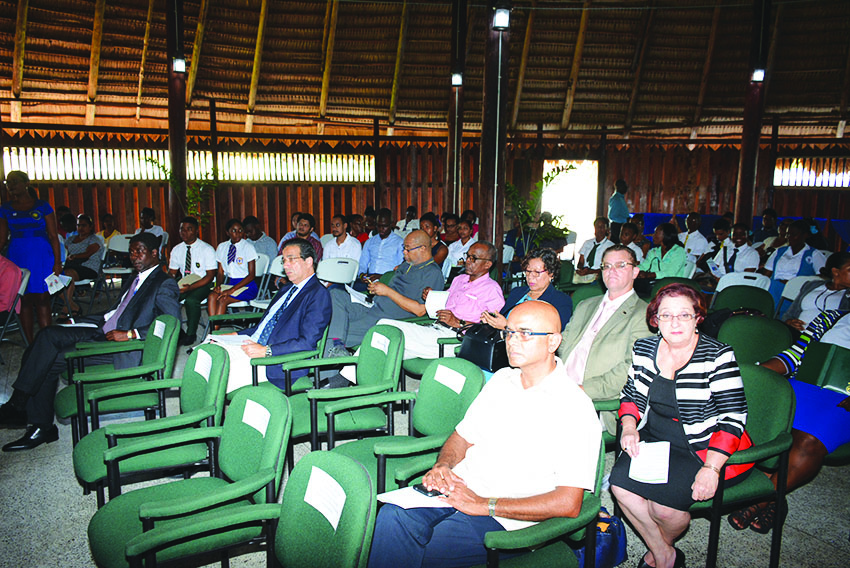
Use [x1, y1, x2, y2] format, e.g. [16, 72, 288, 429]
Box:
[500, 329, 555, 341]
[601, 261, 635, 271]
[463, 253, 487, 262]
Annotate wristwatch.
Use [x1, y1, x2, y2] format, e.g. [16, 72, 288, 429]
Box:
[126, 330, 133, 340]
[488, 497, 498, 517]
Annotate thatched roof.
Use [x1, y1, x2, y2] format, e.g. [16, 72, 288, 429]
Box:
[2, 0, 849, 140]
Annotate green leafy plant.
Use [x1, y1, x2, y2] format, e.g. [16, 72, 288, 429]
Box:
[147, 158, 216, 226]
[506, 164, 573, 252]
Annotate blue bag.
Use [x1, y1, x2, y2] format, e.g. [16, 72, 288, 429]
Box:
[575, 507, 627, 568]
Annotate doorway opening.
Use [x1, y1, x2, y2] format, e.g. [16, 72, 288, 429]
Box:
[540, 159, 599, 260]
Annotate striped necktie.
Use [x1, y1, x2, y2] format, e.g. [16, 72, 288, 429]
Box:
[184, 245, 192, 276]
[257, 286, 298, 345]
[227, 243, 236, 264]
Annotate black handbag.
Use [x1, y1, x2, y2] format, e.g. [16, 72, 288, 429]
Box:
[456, 323, 509, 372]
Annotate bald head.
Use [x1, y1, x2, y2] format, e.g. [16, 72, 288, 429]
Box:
[509, 300, 561, 334]
[505, 301, 562, 385]
[405, 230, 431, 249]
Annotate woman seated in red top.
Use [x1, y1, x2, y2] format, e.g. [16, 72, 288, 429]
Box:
[609, 283, 753, 568]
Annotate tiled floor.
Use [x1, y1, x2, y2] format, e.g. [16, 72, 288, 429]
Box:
[1, 303, 848, 567]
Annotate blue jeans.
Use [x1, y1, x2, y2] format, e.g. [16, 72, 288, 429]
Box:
[368, 505, 506, 568]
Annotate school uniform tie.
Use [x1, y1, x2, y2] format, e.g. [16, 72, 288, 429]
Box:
[587, 242, 600, 268]
[256, 286, 298, 345]
[726, 247, 738, 273]
[227, 243, 236, 264]
[184, 245, 192, 276]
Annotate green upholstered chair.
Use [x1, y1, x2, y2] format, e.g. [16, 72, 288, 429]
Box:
[717, 315, 793, 365]
[279, 324, 405, 464]
[711, 285, 775, 317]
[123, 451, 376, 568]
[55, 314, 181, 445]
[649, 277, 702, 300]
[471, 439, 606, 568]
[87, 386, 291, 568]
[331, 357, 485, 493]
[72, 344, 230, 507]
[689, 364, 795, 568]
[570, 282, 605, 307]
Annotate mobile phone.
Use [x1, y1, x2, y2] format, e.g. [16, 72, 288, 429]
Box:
[487, 311, 499, 317]
[413, 483, 444, 498]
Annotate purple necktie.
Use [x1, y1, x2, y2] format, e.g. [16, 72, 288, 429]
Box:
[103, 275, 140, 333]
[227, 243, 236, 264]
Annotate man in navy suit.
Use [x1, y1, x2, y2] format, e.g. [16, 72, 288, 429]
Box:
[223, 238, 331, 391]
[0, 232, 181, 451]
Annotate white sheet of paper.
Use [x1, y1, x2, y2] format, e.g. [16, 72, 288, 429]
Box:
[628, 441, 670, 484]
[377, 487, 448, 509]
[425, 290, 450, 319]
[58, 322, 100, 328]
[303, 466, 347, 531]
[371, 332, 389, 354]
[344, 284, 373, 308]
[45, 273, 72, 295]
[242, 399, 271, 437]
[219, 284, 248, 298]
[194, 348, 213, 381]
[207, 334, 250, 346]
[433, 364, 466, 394]
[153, 320, 166, 338]
[177, 273, 202, 287]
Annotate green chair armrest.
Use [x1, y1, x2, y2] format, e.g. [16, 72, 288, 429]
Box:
[400, 315, 434, 325]
[103, 427, 223, 463]
[125, 504, 280, 559]
[437, 336, 461, 345]
[306, 382, 392, 401]
[483, 494, 601, 550]
[66, 340, 144, 359]
[103, 407, 215, 437]
[726, 433, 793, 465]
[593, 399, 620, 412]
[72, 363, 163, 383]
[251, 349, 320, 367]
[393, 453, 442, 484]
[87, 378, 183, 402]
[280, 355, 359, 371]
[323, 391, 416, 416]
[139, 468, 275, 520]
[208, 312, 264, 324]
[374, 434, 448, 456]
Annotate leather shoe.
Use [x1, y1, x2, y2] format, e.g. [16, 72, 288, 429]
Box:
[0, 401, 27, 428]
[2, 424, 59, 451]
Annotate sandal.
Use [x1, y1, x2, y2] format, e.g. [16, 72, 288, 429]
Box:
[750, 502, 777, 534]
[727, 504, 761, 531]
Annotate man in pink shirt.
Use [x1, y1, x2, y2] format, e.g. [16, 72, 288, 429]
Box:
[378, 242, 504, 359]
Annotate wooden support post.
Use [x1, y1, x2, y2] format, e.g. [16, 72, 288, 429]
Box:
[560, 1, 591, 131]
[478, 1, 510, 257]
[11, 0, 28, 123]
[137, 0, 155, 121]
[388, 0, 409, 128]
[319, 0, 340, 120]
[691, 0, 721, 137]
[167, 0, 187, 244]
[86, 0, 106, 125]
[510, 0, 534, 130]
[186, 0, 209, 107]
[246, 0, 269, 133]
[373, 119, 384, 208]
[765, 119, 778, 209]
[624, 4, 654, 135]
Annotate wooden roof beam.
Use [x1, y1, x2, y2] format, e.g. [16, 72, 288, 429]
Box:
[246, 0, 269, 133]
[136, 0, 154, 121]
[560, 1, 591, 131]
[186, 0, 210, 107]
[624, 3, 655, 136]
[690, 0, 721, 138]
[11, 0, 28, 122]
[86, 0, 106, 126]
[388, 0, 409, 130]
[319, 0, 340, 129]
[511, 0, 535, 130]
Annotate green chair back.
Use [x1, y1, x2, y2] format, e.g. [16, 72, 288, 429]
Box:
[219, 386, 292, 503]
[140, 315, 181, 378]
[412, 358, 485, 438]
[571, 283, 605, 307]
[379, 271, 395, 286]
[354, 325, 405, 387]
[712, 285, 775, 317]
[558, 260, 575, 288]
[179, 344, 230, 421]
[717, 315, 793, 365]
[738, 363, 795, 469]
[794, 341, 850, 394]
[650, 277, 701, 300]
[276, 451, 377, 568]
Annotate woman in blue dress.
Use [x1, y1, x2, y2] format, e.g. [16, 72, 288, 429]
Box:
[0, 171, 62, 342]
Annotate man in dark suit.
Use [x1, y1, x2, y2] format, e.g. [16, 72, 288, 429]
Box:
[216, 238, 331, 391]
[0, 232, 181, 451]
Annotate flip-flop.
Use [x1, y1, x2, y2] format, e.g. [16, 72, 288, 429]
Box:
[750, 502, 777, 534]
[727, 504, 761, 530]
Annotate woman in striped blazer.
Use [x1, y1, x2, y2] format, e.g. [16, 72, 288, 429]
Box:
[609, 283, 754, 568]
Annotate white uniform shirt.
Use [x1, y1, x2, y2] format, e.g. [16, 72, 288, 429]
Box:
[169, 239, 217, 277]
[578, 237, 614, 270]
[444, 235, 478, 278]
[678, 230, 712, 263]
[323, 233, 362, 263]
[626, 242, 644, 263]
[712, 241, 760, 277]
[215, 239, 258, 279]
[766, 244, 826, 281]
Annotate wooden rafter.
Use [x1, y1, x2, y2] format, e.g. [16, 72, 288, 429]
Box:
[838, 33, 850, 137]
[246, 0, 269, 132]
[624, 3, 655, 135]
[761, 3, 783, 110]
[388, 0, 409, 126]
[11, 0, 28, 122]
[186, 0, 210, 106]
[560, 1, 591, 130]
[319, 0, 340, 119]
[511, 0, 535, 130]
[690, 0, 721, 137]
[136, 0, 154, 121]
[86, 0, 106, 125]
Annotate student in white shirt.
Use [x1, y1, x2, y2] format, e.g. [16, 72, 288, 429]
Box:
[168, 216, 217, 344]
[394, 205, 420, 236]
[678, 212, 712, 264]
[576, 217, 614, 276]
[618, 222, 644, 263]
[710, 222, 760, 280]
[323, 214, 362, 263]
[133, 207, 166, 253]
[208, 218, 258, 321]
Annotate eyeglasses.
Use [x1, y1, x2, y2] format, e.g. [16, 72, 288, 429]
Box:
[500, 329, 555, 341]
[282, 255, 304, 263]
[656, 313, 697, 322]
[403, 245, 425, 253]
[601, 261, 635, 271]
[463, 254, 488, 262]
[523, 269, 547, 277]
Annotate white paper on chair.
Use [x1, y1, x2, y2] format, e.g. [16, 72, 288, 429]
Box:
[371, 332, 389, 354]
[628, 441, 670, 484]
[153, 320, 166, 338]
[45, 273, 72, 295]
[304, 466, 347, 531]
[177, 274, 202, 287]
[377, 487, 447, 509]
[433, 364, 465, 394]
[242, 399, 270, 437]
[344, 284, 373, 308]
[425, 291, 450, 319]
[207, 334, 249, 346]
[194, 349, 213, 381]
